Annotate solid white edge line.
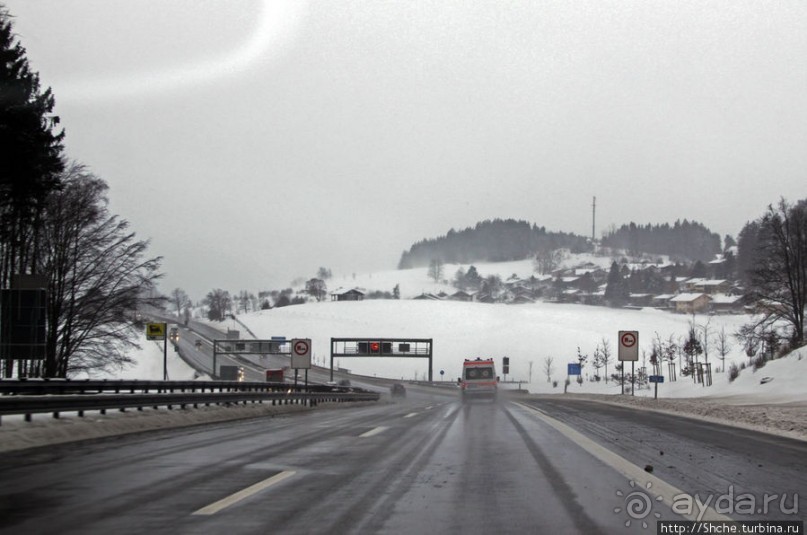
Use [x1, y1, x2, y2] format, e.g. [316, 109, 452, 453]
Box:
[359, 426, 389, 438]
[513, 402, 731, 522]
[192, 470, 297, 516]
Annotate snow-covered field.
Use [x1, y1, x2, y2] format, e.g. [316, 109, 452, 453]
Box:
[228, 299, 804, 403]
[7, 258, 802, 451]
[117, 296, 807, 443]
[175, 257, 804, 407]
[102, 340, 201, 381]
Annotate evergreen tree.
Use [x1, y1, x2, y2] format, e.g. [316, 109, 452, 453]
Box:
[690, 260, 707, 278]
[0, 9, 65, 287]
[604, 262, 629, 307]
[464, 265, 482, 290]
[683, 324, 704, 375]
[600, 220, 720, 262]
[724, 234, 736, 251]
[398, 219, 591, 268]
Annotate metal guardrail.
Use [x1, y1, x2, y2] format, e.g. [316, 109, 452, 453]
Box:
[0, 379, 380, 424]
[0, 379, 355, 395]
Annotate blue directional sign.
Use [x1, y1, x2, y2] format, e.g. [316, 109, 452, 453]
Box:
[567, 363, 582, 376]
[649, 375, 664, 383]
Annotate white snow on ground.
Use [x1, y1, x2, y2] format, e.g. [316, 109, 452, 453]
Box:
[93, 340, 202, 381]
[4, 258, 807, 449]
[329, 257, 618, 298]
[232, 300, 752, 393]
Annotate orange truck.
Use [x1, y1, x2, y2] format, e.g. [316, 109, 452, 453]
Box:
[459, 358, 498, 401]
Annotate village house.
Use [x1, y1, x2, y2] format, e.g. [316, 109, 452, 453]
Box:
[708, 293, 746, 314]
[330, 288, 365, 302]
[670, 293, 711, 314]
[413, 292, 443, 301]
[449, 290, 476, 302]
[693, 279, 730, 295]
[652, 294, 675, 309]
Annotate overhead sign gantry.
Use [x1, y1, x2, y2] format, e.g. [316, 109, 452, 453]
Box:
[330, 338, 434, 381]
[213, 338, 289, 379]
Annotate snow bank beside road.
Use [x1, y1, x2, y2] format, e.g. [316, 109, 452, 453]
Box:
[554, 393, 807, 443]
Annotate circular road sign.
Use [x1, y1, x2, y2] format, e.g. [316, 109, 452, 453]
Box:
[621, 332, 637, 348]
[294, 339, 310, 356]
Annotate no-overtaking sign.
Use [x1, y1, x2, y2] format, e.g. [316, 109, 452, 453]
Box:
[291, 338, 312, 369]
[618, 331, 639, 361]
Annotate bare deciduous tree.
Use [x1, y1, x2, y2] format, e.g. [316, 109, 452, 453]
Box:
[534, 246, 565, 275]
[40, 163, 163, 377]
[237, 290, 255, 312]
[599, 337, 612, 382]
[204, 289, 232, 321]
[305, 278, 327, 301]
[171, 288, 190, 316]
[716, 326, 732, 373]
[743, 198, 807, 347]
[543, 356, 554, 383]
[428, 258, 444, 283]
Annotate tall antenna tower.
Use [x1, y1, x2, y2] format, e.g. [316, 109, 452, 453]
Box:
[592, 196, 596, 242]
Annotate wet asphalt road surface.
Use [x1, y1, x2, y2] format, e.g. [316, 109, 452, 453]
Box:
[0, 388, 804, 534]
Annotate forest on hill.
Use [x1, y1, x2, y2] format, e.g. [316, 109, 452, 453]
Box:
[397, 218, 723, 269]
[397, 219, 591, 269]
[600, 220, 722, 262]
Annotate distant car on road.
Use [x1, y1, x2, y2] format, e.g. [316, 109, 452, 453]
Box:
[390, 383, 406, 398]
[219, 365, 245, 382]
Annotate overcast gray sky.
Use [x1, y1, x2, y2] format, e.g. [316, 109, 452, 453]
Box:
[5, 0, 806, 300]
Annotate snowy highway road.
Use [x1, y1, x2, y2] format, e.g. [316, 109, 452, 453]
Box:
[0, 388, 804, 534]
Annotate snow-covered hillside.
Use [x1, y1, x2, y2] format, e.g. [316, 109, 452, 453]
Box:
[131, 256, 806, 405]
[325, 256, 612, 299]
[230, 299, 805, 402]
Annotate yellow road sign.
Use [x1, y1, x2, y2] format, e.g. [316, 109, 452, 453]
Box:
[147, 322, 166, 340]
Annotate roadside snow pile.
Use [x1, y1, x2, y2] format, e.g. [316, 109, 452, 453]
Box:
[561, 391, 807, 443]
[538, 347, 807, 441]
[617, 344, 807, 403]
[604, 395, 807, 442]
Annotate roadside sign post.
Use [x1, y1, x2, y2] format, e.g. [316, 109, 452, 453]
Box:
[146, 323, 168, 380]
[291, 338, 312, 388]
[649, 375, 664, 399]
[618, 331, 639, 396]
[567, 363, 582, 393]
